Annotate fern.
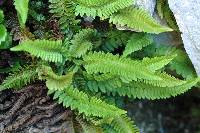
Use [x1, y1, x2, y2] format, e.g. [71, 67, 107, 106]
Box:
[156, 0, 165, 19]
[77, 118, 103, 133]
[49, 0, 79, 33]
[14, 0, 29, 27]
[109, 7, 173, 34]
[99, 30, 131, 52]
[83, 52, 174, 81]
[69, 29, 96, 58]
[141, 55, 176, 72]
[162, 2, 178, 30]
[37, 65, 74, 91]
[156, 0, 178, 30]
[127, 78, 200, 100]
[110, 115, 140, 133]
[0, 10, 7, 45]
[74, 0, 134, 18]
[144, 44, 197, 79]
[48, 86, 126, 118]
[0, 67, 37, 91]
[85, 73, 122, 94]
[123, 33, 153, 57]
[10, 40, 66, 63]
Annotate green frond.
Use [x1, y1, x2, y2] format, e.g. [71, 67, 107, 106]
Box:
[14, 0, 29, 27]
[0, 67, 37, 91]
[37, 65, 74, 91]
[0, 24, 7, 45]
[69, 29, 96, 58]
[109, 7, 173, 34]
[10, 40, 66, 63]
[110, 115, 139, 133]
[127, 78, 200, 100]
[103, 125, 118, 133]
[0, 10, 7, 45]
[85, 71, 189, 97]
[141, 72, 186, 87]
[169, 50, 197, 79]
[156, 0, 166, 19]
[141, 54, 176, 71]
[162, 2, 178, 30]
[83, 52, 162, 82]
[0, 10, 4, 23]
[49, 86, 126, 118]
[123, 33, 153, 57]
[145, 44, 197, 79]
[85, 73, 122, 94]
[75, 0, 134, 18]
[77, 119, 103, 133]
[99, 30, 131, 52]
[49, 0, 79, 32]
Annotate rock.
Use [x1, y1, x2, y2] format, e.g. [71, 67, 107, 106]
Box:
[168, 0, 200, 75]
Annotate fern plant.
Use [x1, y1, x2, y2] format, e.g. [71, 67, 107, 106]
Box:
[0, 10, 7, 46]
[0, 1, 199, 133]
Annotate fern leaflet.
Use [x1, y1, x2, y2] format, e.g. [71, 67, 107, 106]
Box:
[49, 86, 126, 118]
[0, 67, 37, 91]
[110, 115, 140, 133]
[75, 0, 134, 18]
[109, 7, 173, 34]
[69, 29, 96, 58]
[14, 0, 29, 27]
[10, 40, 66, 63]
[83, 52, 163, 81]
[123, 33, 153, 57]
[37, 65, 74, 91]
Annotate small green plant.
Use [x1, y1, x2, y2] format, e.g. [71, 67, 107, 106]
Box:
[0, 0, 199, 132]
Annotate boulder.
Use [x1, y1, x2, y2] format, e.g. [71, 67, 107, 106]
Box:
[168, 0, 200, 75]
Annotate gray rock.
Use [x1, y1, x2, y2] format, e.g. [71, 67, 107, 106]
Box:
[168, 0, 200, 75]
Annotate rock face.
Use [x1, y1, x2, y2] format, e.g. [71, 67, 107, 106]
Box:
[168, 0, 200, 76]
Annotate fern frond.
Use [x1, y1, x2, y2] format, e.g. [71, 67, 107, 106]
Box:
[83, 52, 162, 82]
[75, 0, 134, 18]
[10, 40, 66, 63]
[156, 0, 166, 19]
[85, 73, 122, 94]
[110, 115, 139, 133]
[69, 29, 96, 58]
[0, 67, 37, 91]
[99, 30, 130, 52]
[128, 78, 200, 99]
[123, 33, 153, 57]
[14, 0, 29, 27]
[49, 0, 79, 32]
[37, 65, 74, 91]
[49, 86, 126, 118]
[162, 2, 178, 30]
[144, 44, 197, 79]
[109, 7, 173, 34]
[0, 24, 7, 45]
[77, 118, 103, 133]
[141, 72, 186, 87]
[141, 54, 176, 71]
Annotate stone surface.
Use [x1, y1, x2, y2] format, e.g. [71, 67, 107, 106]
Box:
[168, 0, 200, 76]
